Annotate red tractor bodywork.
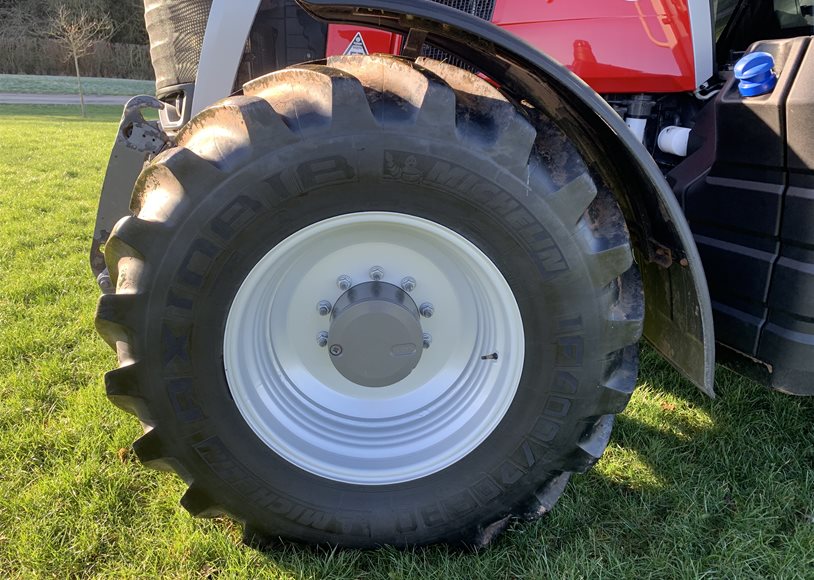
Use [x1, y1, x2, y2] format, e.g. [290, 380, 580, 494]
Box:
[327, 0, 710, 93]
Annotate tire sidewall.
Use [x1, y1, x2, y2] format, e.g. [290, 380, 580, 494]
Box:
[142, 132, 607, 545]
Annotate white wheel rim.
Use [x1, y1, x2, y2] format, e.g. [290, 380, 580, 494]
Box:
[223, 212, 524, 485]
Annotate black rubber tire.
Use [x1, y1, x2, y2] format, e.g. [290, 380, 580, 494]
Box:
[96, 54, 644, 548]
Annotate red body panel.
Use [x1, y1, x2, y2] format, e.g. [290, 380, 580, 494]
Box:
[326, 25, 401, 58]
[493, 0, 697, 93]
[326, 0, 702, 93]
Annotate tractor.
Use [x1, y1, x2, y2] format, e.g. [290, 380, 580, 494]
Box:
[91, 0, 814, 547]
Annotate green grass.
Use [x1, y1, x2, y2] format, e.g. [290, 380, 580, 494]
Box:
[0, 75, 154, 96]
[1, 104, 812, 579]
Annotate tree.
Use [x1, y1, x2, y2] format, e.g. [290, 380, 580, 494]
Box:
[0, 4, 34, 72]
[47, 5, 113, 116]
[104, 0, 148, 45]
[0, 4, 32, 38]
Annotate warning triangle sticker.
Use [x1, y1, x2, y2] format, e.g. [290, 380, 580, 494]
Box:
[343, 32, 369, 56]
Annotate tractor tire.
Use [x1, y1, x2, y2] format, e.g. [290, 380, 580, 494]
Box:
[96, 54, 643, 548]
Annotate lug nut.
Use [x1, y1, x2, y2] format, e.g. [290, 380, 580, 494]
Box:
[317, 331, 329, 347]
[317, 300, 332, 316]
[400, 276, 416, 292]
[329, 344, 343, 356]
[369, 266, 384, 281]
[422, 333, 432, 349]
[337, 275, 353, 291]
[419, 302, 434, 318]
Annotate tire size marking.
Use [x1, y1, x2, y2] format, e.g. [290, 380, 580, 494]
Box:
[178, 238, 220, 289]
[193, 436, 372, 537]
[167, 378, 206, 423]
[211, 196, 263, 242]
[161, 322, 190, 364]
[297, 155, 356, 189]
[383, 150, 568, 276]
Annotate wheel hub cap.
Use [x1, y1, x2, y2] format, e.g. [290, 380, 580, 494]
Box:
[328, 282, 423, 387]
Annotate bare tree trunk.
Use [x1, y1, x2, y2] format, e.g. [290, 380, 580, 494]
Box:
[72, 52, 85, 117]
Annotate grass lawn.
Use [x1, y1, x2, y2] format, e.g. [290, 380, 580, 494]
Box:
[0, 104, 812, 578]
[0, 75, 154, 96]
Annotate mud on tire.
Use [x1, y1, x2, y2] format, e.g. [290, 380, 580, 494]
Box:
[96, 55, 644, 548]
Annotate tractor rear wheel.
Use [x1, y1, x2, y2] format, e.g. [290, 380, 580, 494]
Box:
[96, 55, 643, 548]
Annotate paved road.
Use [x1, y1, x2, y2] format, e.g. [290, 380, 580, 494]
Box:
[0, 93, 129, 105]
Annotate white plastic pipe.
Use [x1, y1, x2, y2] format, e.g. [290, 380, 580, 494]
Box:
[658, 126, 692, 157]
[625, 117, 648, 143]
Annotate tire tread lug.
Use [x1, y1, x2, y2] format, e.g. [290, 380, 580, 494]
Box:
[416, 56, 535, 179]
[548, 172, 598, 226]
[132, 428, 175, 472]
[589, 243, 634, 288]
[597, 346, 640, 414]
[180, 485, 223, 518]
[561, 415, 615, 473]
[105, 363, 150, 420]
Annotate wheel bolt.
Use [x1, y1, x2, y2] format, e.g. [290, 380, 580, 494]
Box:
[337, 275, 353, 291]
[329, 344, 343, 356]
[419, 302, 434, 318]
[317, 300, 332, 316]
[401, 276, 416, 292]
[369, 266, 384, 281]
[317, 331, 329, 347]
[422, 333, 432, 349]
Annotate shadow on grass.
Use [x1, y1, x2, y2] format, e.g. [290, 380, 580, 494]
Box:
[533, 346, 814, 568]
[238, 345, 813, 577]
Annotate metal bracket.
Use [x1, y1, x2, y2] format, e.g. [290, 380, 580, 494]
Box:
[90, 96, 170, 293]
[401, 28, 428, 60]
[647, 238, 674, 269]
[157, 82, 195, 133]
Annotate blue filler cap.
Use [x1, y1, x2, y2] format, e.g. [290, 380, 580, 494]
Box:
[734, 52, 778, 97]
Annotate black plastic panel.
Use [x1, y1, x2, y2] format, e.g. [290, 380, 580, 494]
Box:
[240, 0, 327, 86]
[688, 176, 783, 241]
[694, 235, 775, 304]
[769, 255, 814, 316]
[716, 38, 808, 172]
[681, 39, 808, 374]
[782, 181, 814, 246]
[711, 299, 765, 355]
[758, 320, 814, 395]
[760, 38, 814, 395]
[675, 36, 814, 394]
[787, 38, 814, 173]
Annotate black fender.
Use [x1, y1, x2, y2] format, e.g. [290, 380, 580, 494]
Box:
[298, 0, 716, 395]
